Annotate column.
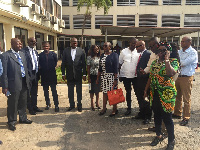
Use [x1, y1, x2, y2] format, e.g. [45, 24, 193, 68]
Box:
[3, 24, 15, 51]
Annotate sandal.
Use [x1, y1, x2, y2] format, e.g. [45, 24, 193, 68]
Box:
[99, 108, 107, 116]
[109, 110, 119, 117]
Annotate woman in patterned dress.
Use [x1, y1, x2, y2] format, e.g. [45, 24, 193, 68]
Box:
[96, 42, 119, 117]
[144, 42, 179, 150]
[87, 45, 101, 111]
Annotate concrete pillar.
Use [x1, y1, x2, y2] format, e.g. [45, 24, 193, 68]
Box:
[91, 14, 95, 29]
[28, 29, 35, 38]
[69, 0, 73, 6]
[4, 24, 15, 51]
[70, 14, 73, 30]
[44, 33, 48, 41]
[135, 14, 139, 27]
[113, 14, 117, 26]
[157, 14, 162, 27]
[158, 0, 162, 5]
[54, 35, 57, 53]
[91, 38, 95, 45]
[180, 14, 184, 27]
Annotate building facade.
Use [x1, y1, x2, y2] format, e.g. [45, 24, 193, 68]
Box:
[0, 0, 64, 53]
[60, 0, 200, 52]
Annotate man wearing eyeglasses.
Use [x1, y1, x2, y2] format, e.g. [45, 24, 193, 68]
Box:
[22, 37, 43, 115]
[61, 37, 86, 112]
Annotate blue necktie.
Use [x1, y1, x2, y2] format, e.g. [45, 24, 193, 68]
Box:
[15, 53, 25, 77]
[32, 49, 38, 73]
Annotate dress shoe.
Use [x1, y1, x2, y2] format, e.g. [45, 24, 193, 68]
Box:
[109, 110, 119, 117]
[55, 107, 59, 112]
[29, 110, 36, 115]
[150, 135, 165, 146]
[124, 109, 131, 116]
[134, 115, 145, 120]
[45, 105, 50, 110]
[148, 126, 156, 132]
[0, 140, 2, 145]
[78, 106, 82, 112]
[8, 124, 16, 131]
[91, 107, 95, 111]
[67, 107, 75, 111]
[166, 140, 175, 150]
[19, 119, 32, 124]
[180, 118, 189, 126]
[172, 114, 181, 119]
[34, 108, 43, 112]
[99, 108, 107, 116]
[143, 119, 151, 125]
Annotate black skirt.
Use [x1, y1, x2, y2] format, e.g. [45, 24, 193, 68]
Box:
[89, 75, 101, 94]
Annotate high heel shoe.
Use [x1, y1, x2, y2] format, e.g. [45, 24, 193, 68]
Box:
[99, 108, 107, 116]
[109, 110, 119, 117]
[91, 107, 95, 111]
[95, 102, 101, 109]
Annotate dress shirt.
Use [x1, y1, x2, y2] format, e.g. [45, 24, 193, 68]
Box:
[178, 46, 198, 76]
[0, 59, 3, 76]
[144, 52, 159, 73]
[28, 46, 38, 71]
[71, 48, 76, 61]
[119, 47, 140, 78]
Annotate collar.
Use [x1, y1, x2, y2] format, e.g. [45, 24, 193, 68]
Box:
[28, 46, 34, 51]
[181, 46, 192, 53]
[11, 48, 19, 54]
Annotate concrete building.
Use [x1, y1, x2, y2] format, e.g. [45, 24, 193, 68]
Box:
[0, 0, 64, 53]
[59, 0, 200, 53]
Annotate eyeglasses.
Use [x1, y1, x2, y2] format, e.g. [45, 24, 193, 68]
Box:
[136, 45, 143, 48]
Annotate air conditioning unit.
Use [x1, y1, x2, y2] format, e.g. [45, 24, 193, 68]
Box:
[32, 4, 40, 15]
[43, 11, 51, 21]
[14, 0, 29, 7]
[39, 7, 46, 17]
[51, 16, 58, 24]
[59, 19, 65, 28]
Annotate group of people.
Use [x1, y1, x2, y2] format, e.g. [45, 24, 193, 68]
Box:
[0, 36, 198, 150]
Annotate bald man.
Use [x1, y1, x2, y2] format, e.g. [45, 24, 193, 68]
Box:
[1, 38, 32, 131]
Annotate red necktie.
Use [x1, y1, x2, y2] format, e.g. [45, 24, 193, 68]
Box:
[135, 54, 142, 76]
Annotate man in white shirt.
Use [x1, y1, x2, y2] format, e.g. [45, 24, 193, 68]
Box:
[119, 37, 139, 116]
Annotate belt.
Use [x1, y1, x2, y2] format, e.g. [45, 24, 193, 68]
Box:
[178, 75, 190, 77]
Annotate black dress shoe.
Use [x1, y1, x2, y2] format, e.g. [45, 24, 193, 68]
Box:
[134, 115, 145, 120]
[67, 107, 75, 111]
[143, 119, 151, 125]
[166, 140, 175, 150]
[150, 136, 165, 146]
[99, 109, 107, 116]
[148, 126, 156, 132]
[45, 105, 50, 110]
[8, 124, 16, 131]
[180, 118, 189, 126]
[91, 107, 95, 111]
[29, 110, 36, 115]
[34, 108, 43, 112]
[55, 107, 59, 112]
[124, 109, 131, 116]
[0, 140, 2, 145]
[78, 106, 82, 112]
[172, 114, 181, 119]
[109, 110, 119, 117]
[19, 119, 32, 124]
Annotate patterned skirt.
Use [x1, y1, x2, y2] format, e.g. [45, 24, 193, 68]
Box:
[101, 73, 114, 93]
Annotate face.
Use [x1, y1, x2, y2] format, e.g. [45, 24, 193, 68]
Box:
[149, 41, 158, 54]
[103, 42, 110, 52]
[12, 39, 22, 52]
[157, 46, 167, 59]
[136, 42, 144, 53]
[28, 38, 36, 48]
[42, 43, 50, 52]
[181, 37, 191, 49]
[71, 38, 78, 49]
[94, 46, 99, 54]
[129, 39, 137, 50]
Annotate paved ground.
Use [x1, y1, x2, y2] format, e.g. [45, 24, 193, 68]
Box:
[0, 71, 200, 150]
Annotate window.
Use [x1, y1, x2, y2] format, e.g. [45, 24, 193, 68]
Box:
[54, 1, 61, 19]
[62, 15, 70, 29]
[186, 0, 200, 5]
[140, 0, 158, 5]
[62, 0, 69, 6]
[35, 32, 44, 50]
[139, 14, 157, 27]
[14, 27, 28, 49]
[95, 15, 113, 29]
[73, 15, 91, 29]
[30, 0, 40, 5]
[163, 0, 181, 5]
[184, 14, 200, 27]
[48, 35, 54, 50]
[117, 0, 135, 6]
[42, 0, 53, 14]
[117, 15, 135, 26]
[73, 0, 78, 6]
[0, 23, 4, 52]
[162, 14, 180, 27]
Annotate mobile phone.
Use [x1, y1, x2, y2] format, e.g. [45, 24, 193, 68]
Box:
[6, 91, 11, 96]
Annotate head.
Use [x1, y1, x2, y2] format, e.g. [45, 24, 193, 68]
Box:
[89, 45, 100, 57]
[129, 37, 137, 50]
[11, 38, 22, 52]
[28, 37, 36, 48]
[181, 37, 192, 51]
[70, 37, 78, 49]
[42, 41, 50, 53]
[157, 41, 172, 60]
[148, 37, 159, 54]
[136, 40, 146, 53]
[103, 42, 112, 53]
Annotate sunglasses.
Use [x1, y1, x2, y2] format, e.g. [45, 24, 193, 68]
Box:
[136, 45, 143, 48]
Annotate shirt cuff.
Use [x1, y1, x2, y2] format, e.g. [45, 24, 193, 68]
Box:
[83, 75, 86, 77]
[62, 75, 65, 76]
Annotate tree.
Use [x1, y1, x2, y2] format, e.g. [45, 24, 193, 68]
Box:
[77, 0, 112, 48]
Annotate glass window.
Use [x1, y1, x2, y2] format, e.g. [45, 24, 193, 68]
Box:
[62, 0, 69, 6]
[43, 0, 53, 14]
[48, 35, 54, 50]
[0, 23, 4, 52]
[14, 27, 28, 48]
[186, 0, 200, 5]
[62, 15, 70, 29]
[73, 15, 91, 29]
[139, 14, 157, 27]
[140, 0, 158, 5]
[35, 32, 44, 50]
[117, 15, 135, 26]
[184, 14, 200, 27]
[117, 0, 135, 6]
[162, 14, 180, 27]
[73, 0, 78, 6]
[53, 1, 61, 19]
[163, 0, 181, 5]
[95, 15, 113, 29]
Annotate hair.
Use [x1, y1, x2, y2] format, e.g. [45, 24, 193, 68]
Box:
[129, 37, 137, 43]
[170, 42, 180, 61]
[89, 45, 100, 57]
[42, 41, 50, 45]
[149, 37, 159, 43]
[71, 37, 77, 42]
[158, 41, 172, 51]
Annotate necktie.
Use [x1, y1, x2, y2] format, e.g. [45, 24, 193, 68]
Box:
[32, 49, 38, 72]
[135, 54, 142, 76]
[15, 53, 25, 77]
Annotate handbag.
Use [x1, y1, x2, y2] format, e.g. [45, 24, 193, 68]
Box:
[107, 86, 125, 106]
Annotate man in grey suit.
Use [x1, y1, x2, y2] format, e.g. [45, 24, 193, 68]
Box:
[61, 37, 86, 112]
[1, 38, 32, 131]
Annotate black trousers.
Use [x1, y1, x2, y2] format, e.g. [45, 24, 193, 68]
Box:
[122, 77, 137, 110]
[152, 90, 175, 143]
[136, 77, 152, 119]
[7, 77, 27, 124]
[43, 84, 59, 107]
[67, 79, 82, 108]
[27, 72, 38, 111]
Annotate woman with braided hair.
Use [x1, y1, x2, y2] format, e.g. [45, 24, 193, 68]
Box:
[144, 41, 179, 150]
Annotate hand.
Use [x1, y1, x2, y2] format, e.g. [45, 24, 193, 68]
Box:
[140, 68, 146, 75]
[83, 76, 86, 81]
[62, 75, 66, 81]
[143, 90, 148, 100]
[165, 50, 170, 60]
[2, 88, 7, 96]
[113, 80, 118, 87]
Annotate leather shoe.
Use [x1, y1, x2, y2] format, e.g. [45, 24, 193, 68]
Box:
[0, 140, 2, 145]
[99, 108, 107, 116]
[55, 107, 59, 112]
[29, 110, 36, 115]
[166, 140, 175, 150]
[34, 108, 43, 112]
[8, 124, 16, 131]
[124, 109, 131, 116]
[143, 119, 151, 125]
[78, 106, 82, 112]
[150, 135, 165, 146]
[180, 118, 189, 126]
[45, 105, 50, 110]
[172, 114, 181, 119]
[109, 110, 119, 117]
[19, 119, 32, 124]
[148, 126, 156, 132]
[134, 115, 145, 120]
[67, 107, 75, 111]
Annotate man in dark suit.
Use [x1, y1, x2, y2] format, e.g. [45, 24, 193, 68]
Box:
[1, 38, 32, 131]
[135, 40, 151, 124]
[61, 37, 86, 112]
[21, 37, 43, 115]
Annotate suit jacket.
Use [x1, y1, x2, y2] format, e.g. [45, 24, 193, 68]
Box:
[21, 47, 39, 80]
[39, 51, 57, 86]
[1, 50, 30, 92]
[61, 47, 86, 81]
[136, 50, 151, 78]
